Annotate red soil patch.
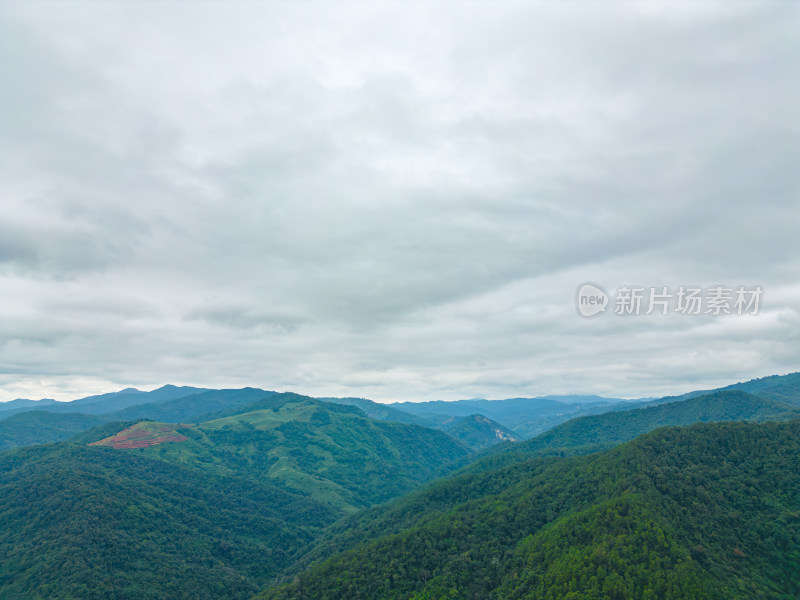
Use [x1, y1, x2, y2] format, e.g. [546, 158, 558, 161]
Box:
[90, 423, 190, 449]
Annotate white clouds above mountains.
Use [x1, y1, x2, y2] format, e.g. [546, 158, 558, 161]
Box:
[1, 1, 798, 401]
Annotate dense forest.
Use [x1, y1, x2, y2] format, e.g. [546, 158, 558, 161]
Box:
[0, 442, 335, 599]
[259, 421, 800, 600]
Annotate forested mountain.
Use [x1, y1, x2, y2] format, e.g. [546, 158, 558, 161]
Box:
[2, 375, 800, 599]
[258, 420, 800, 600]
[0, 388, 279, 451]
[0, 442, 335, 600]
[0, 397, 57, 413]
[106, 387, 277, 423]
[473, 390, 800, 472]
[317, 396, 433, 427]
[4, 372, 796, 452]
[67, 385, 208, 410]
[388, 396, 627, 438]
[719, 372, 800, 405]
[127, 393, 470, 511]
[0, 385, 209, 422]
[439, 414, 519, 450]
[655, 372, 800, 407]
[0, 410, 107, 450]
[273, 389, 800, 576]
[0, 394, 470, 599]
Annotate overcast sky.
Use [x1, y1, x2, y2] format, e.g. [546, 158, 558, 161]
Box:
[1, 1, 798, 403]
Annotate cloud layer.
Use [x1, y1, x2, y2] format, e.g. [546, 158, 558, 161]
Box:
[1, 1, 798, 402]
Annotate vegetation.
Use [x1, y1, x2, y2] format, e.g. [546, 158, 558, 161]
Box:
[0, 388, 277, 451]
[0, 411, 106, 450]
[469, 390, 800, 474]
[0, 394, 470, 598]
[0, 442, 336, 600]
[136, 394, 470, 511]
[440, 414, 519, 450]
[2, 378, 800, 599]
[389, 396, 599, 438]
[258, 420, 800, 600]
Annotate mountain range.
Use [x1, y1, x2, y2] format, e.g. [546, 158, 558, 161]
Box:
[1, 372, 799, 598]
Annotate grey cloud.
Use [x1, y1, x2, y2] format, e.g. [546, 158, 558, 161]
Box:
[1, 1, 798, 402]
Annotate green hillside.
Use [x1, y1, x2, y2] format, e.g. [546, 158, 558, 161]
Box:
[0, 442, 336, 600]
[720, 372, 800, 405]
[0, 394, 469, 598]
[474, 390, 800, 472]
[318, 397, 433, 427]
[275, 389, 799, 579]
[0, 388, 277, 451]
[258, 420, 800, 600]
[389, 396, 596, 438]
[133, 393, 470, 511]
[107, 387, 277, 423]
[440, 414, 519, 450]
[0, 410, 107, 450]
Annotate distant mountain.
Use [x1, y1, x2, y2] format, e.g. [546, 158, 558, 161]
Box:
[56, 384, 209, 414]
[655, 371, 800, 406]
[719, 371, 800, 405]
[0, 398, 57, 413]
[474, 389, 800, 472]
[440, 414, 519, 451]
[391, 396, 575, 420]
[539, 394, 639, 404]
[0, 385, 209, 422]
[258, 420, 800, 599]
[519, 389, 796, 452]
[388, 396, 628, 438]
[317, 396, 431, 427]
[107, 387, 275, 423]
[321, 398, 518, 450]
[67, 386, 144, 405]
[0, 388, 276, 451]
[3, 374, 798, 453]
[0, 411, 107, 451]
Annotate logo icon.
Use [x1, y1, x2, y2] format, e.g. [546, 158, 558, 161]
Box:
[576, 283, 609, 317]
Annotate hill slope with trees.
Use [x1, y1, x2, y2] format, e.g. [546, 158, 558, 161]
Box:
[258, 420, 800, 600]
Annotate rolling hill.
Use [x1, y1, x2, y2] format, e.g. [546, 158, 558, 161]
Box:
[0, 385, 208, 422]
[388, 396, 613, 438]
[276, 389, 800, 577]
[439, 414, 519, 450]
[257, 420, 800, 600]
[472, 389, 800, 473]
[0, 441, 336, 600]
[0, 388, 279, 451]
[2, 373, 799, 599]
[0, 410, 107, 450]
[0, 394, 471, 598]
[128, 393, 470, 511]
